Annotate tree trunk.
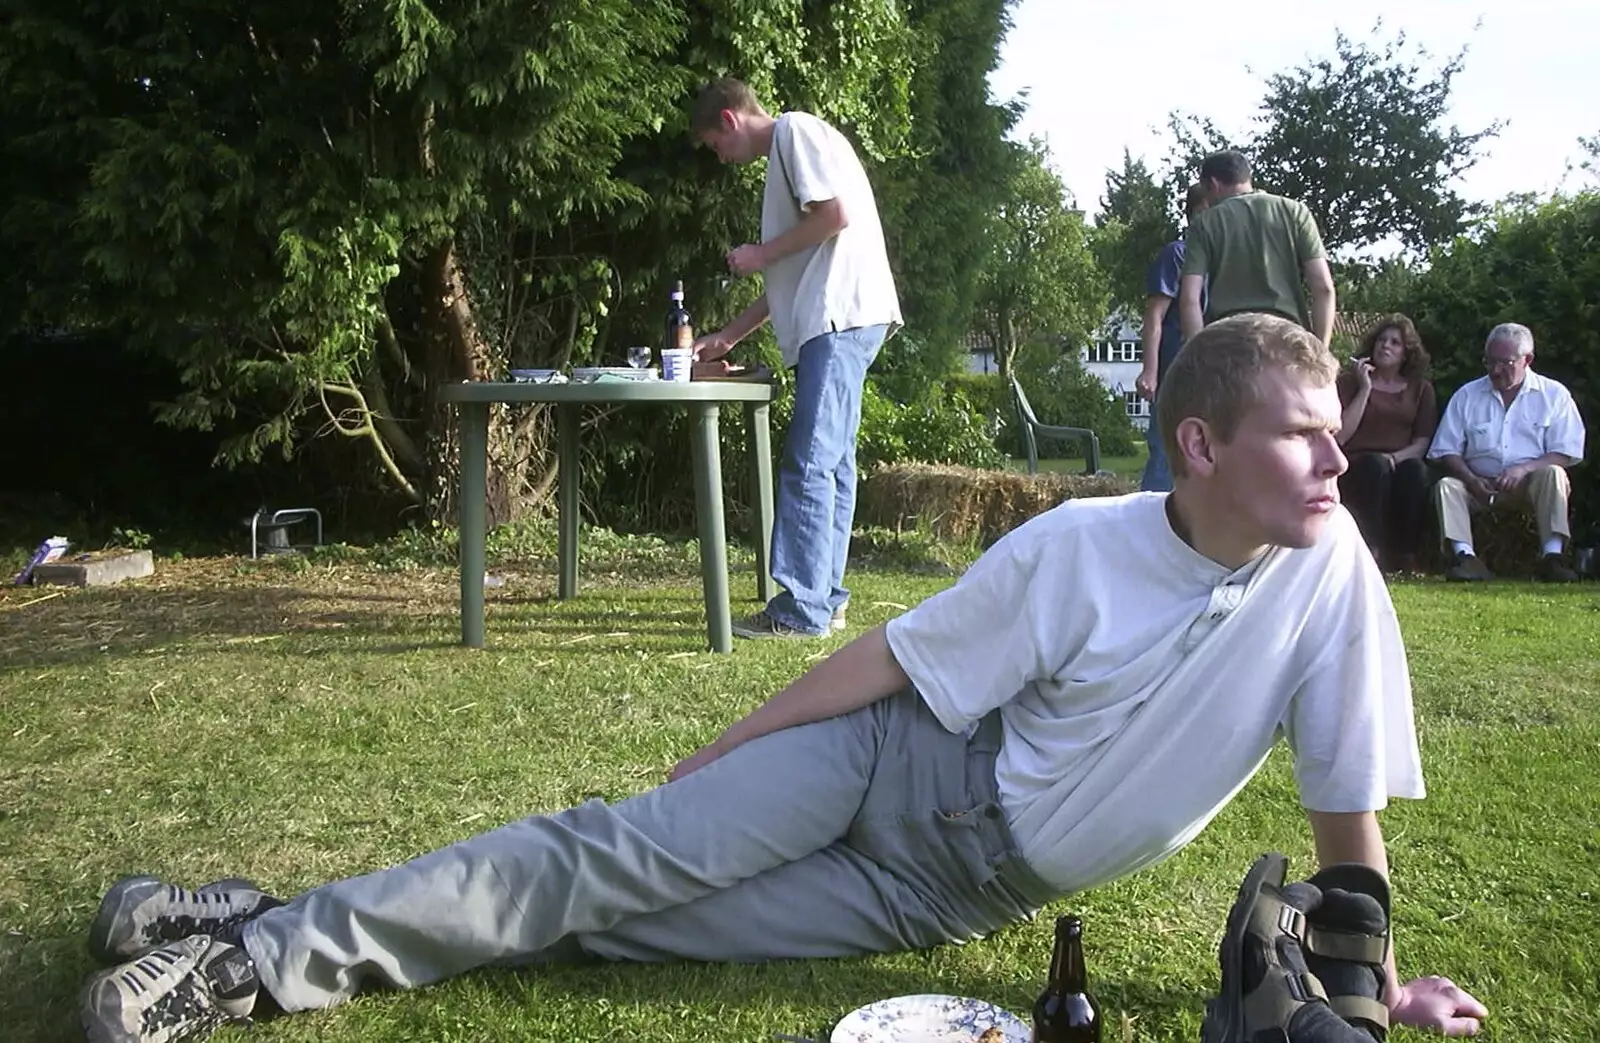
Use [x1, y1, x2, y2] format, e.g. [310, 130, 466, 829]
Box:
[419, 237, 541, 527]
[997, 310, 1019, 378]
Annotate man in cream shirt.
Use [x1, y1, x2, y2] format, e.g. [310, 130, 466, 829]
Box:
[690, 77, 902, 639]
[1427, 322, 1586, 582]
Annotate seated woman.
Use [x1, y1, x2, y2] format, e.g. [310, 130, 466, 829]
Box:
[1337, 314, 1438, 572]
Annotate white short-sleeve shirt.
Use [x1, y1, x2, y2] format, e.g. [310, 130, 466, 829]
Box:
[884, 493, 1425, 895]
[762, 112, 902, 366]
[1427, 370, 1586, 477]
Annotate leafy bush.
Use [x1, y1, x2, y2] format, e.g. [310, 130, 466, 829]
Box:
[857, 377, 1005, 470]
[1408, 191, 1600, 525]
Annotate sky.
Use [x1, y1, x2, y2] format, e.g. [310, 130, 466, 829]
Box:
[990, 0, 1597, 219]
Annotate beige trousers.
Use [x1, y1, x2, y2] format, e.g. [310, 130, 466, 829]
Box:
[1434, 464, 1572, 551]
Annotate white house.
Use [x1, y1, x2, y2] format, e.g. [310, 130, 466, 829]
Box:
[964, 312, 1152, 430]
[1079, 310, 1151, 431]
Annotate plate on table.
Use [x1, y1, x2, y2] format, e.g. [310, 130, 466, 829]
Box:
[830, 994, 1030, 1043]
[571, 366, 658, 383]
[509, 368, 566, 384]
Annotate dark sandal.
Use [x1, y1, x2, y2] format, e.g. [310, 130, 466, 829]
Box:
[1202, 852, 1330, 1043]
[1302, 864, 1392, 1037]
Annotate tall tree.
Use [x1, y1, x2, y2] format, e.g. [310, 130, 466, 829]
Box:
[1575, 131, 1600, 184]
[874, 0, 1021, 379]
[973, 139, 1107, 377]
[1164, 26, 1500, 258]
[0, 0, 921, 522]
[1092, 150, 1179, 316]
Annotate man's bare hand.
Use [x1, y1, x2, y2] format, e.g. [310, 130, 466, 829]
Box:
[1465, 475, 1497, 508]
[1390, 976, 1488, 1036]
[693, 330, 736, 362]
[1135, 369, 1158, 402]
[668, 738, 732, 782]
[726, 243, 766, 277]
[1494, 462, 1533, 493]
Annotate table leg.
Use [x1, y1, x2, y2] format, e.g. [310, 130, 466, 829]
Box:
[458, 402, 489, 648]
[746, 401, 776, 604]
[557, 403, 580, 599]
[691, 402, 732, 653]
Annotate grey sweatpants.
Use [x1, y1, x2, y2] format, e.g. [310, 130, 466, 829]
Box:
[243, 689, 1060, 1012]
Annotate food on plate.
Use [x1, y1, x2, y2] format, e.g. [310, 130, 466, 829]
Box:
[977, 1028, 1006, 1043]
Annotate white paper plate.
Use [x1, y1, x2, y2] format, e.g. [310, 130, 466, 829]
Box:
[570, 366, 659, 382]
[508, 368, 566, 383]
[831, 994, 1030, 1043]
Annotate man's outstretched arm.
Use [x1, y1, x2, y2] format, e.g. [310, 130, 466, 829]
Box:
[1308, 810, 1489, 1036]
[670, 625, 909, 780]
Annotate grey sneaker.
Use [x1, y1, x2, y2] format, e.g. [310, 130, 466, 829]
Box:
[89, 876, 284, 965]
[82, 935, 258, 1043]
[830, 598, 849, 632]
[730, 609, 827, 640]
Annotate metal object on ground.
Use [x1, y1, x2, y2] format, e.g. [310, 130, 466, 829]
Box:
[246, 507, 323, 559]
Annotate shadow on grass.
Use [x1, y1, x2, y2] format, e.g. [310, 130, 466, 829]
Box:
[0, 567, 732, 673]
[0, 922, 1207, 1043]
[515, 957, 1206, 1037]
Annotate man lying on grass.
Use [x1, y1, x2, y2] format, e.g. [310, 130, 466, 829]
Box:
[80, 314, 1487, 1043]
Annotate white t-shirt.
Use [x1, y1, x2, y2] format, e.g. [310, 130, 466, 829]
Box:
[884, 493, 1425, 895]
[1427, 369, 1587, 478]
[762, 112, 902, 366]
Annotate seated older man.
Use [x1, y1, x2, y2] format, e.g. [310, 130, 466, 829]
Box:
[1427, 322, 1586, 582]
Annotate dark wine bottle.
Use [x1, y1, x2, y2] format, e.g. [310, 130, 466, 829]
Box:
[1032, 915, 1101, 1042]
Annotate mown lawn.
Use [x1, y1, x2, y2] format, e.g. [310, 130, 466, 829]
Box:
[0, 532, 1595, 1042]
[1004, 442, 1151, 481]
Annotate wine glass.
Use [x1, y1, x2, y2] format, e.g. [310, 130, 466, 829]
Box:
[626, 345, 652, 370]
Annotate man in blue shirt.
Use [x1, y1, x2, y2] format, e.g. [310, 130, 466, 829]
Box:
[1135, 184, 1209, 492]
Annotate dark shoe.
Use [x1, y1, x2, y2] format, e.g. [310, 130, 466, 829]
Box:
[1293, 864, 1392, 1040]
[1444, 551, 1492, 582]
[89, 876, 284, 964]
[1200, 853, 1374, 1043]
[730, 609, 827, 640]
[830, 598, 849, 633]
[1536, 553, 1578, 583]
[81, 935, 258, 1043]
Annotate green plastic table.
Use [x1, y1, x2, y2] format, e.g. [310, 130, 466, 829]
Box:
[439, 379, 777, 653]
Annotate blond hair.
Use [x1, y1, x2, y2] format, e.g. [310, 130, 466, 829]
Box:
[1157, 314, 1337, 478]
[691, 77, 764, 134]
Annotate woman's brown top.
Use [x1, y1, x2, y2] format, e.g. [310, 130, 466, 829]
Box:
[1336, 371, 1438, 455]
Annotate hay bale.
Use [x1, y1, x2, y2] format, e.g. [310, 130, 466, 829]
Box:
[1473, 507, 1544, 577]
[858, 463, 1136, 546]
[1419, 501, 1546, 577]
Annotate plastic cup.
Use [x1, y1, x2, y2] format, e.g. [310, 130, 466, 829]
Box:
[661, 347, 694, 383]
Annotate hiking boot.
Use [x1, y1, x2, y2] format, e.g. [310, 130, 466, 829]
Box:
[89, 876, 284, 965]
[1536, 553, 1577, 583]
[82, 935, 259, 1043]
[1292, 864, 1392, 1040]
[730, 609, 827, 640]
[830, 598, 850, 632]
[1443, 551, 1491, 582]
[1200, 853, 1377, 1043]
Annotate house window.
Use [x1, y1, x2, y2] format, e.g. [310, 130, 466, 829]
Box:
[1119, 341, 1141, 363]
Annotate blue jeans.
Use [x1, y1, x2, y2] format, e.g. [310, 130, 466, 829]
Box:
[1140, 419, 1172, 493]
[767, 325, 887, 633]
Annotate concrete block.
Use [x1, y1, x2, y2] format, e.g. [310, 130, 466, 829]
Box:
[32, 549, 155, 587]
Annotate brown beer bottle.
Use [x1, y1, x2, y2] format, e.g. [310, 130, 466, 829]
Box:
[1032, 914, 1101, 1042]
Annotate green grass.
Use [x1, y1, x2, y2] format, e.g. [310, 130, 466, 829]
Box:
[1005, 441, 1151, 481]
[1, 535, 1596, 1042]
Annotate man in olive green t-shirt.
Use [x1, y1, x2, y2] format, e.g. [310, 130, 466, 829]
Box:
[1178, 150, 1336, 347]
